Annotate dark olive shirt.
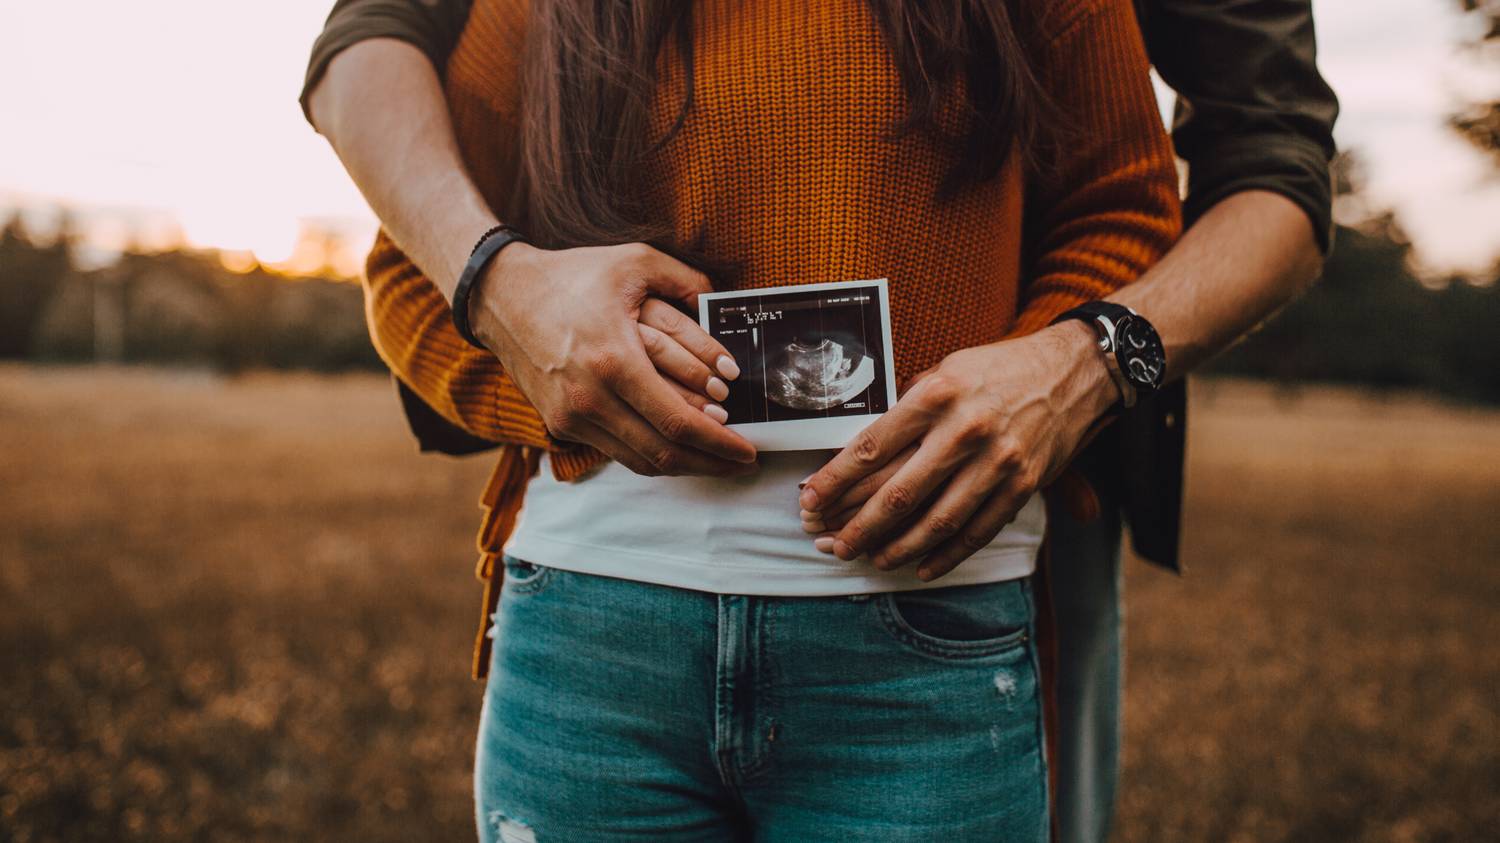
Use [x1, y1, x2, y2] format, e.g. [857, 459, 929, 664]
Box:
[301, 0, 1339, 250]
[1133, 0, 1338, 251]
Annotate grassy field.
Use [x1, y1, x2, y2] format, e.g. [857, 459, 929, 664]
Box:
[1, 366, 1496, 842]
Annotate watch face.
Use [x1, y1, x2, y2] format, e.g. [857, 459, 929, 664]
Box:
[1115, 314, 1165, 390]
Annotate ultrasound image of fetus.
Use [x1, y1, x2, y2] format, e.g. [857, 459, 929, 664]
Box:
[765, 337, 876, 412]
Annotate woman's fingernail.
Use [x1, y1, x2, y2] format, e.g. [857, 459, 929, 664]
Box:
[801, 519, 825, 534]
[702, 403, 729, 424]
[796, 474, 813, 490]
[813, 536, 836, 553]
[715, 355, 741, 380]
[799, 487, 819, 511]
[706, 376, 729, 401]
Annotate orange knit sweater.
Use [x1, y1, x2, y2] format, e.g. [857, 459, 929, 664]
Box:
[360, 0, 1181, 676]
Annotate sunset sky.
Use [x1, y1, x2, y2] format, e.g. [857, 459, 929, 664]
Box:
[2, 0, 1497, 277]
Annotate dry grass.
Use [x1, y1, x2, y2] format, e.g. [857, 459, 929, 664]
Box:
[1120, 380, 1500, 842]
[1, 366, 1495, 842]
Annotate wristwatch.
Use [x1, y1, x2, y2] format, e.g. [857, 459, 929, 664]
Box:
[1051, 302, 1165, 409]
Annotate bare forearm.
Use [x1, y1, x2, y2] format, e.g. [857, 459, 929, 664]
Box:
[306, 38, 496, 302]
[1109, 190, 1324, 381]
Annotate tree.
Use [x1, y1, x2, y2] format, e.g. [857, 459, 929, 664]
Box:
[0, 213, 72, 358]
[1450, 1, 1500, 166]
[1207, 150, 1500, 403]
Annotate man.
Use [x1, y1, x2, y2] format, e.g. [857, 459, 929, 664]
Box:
[300, 2, 1336, 840]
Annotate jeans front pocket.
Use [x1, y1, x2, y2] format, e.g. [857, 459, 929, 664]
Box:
[875, 577, 1033, 661]
[502, 554, 555, 595]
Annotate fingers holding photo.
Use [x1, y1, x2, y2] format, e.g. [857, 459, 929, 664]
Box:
[563, 383, 754, 478]
[602, 337, 757, 464]
[796, 396, 933, 516]
[638, 298, 739, 404]
[663, 377, 731, 426]
[640, 297, 740, 381]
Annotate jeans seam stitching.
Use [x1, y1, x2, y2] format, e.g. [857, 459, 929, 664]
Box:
[874, 593, 1030, 661]
[1021, 581, 1050, 841]
[506, 566, 553, 595]
[743, 598, 776, 781]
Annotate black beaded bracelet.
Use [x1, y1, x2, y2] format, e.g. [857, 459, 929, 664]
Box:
[452, 224, 526, 350]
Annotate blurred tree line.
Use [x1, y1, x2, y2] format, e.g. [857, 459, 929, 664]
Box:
[0, 216, 381, 373]
[2, 197, 1497, 400]
[1208, 160, 1500, 403]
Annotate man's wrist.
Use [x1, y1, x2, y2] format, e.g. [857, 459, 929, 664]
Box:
[469, 241, 541, 349]
[1042, 319, 1121, 423]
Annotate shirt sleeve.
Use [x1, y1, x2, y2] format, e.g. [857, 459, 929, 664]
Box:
[1007, 0, 1184, 338]
[1140, 0, 1339, 252]
[300, 0, 473, 124]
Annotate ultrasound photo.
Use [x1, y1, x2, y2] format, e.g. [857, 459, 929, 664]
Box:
[698, 279, 897, 449]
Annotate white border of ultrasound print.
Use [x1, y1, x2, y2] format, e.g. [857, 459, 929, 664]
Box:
[698, 278, 898, 451]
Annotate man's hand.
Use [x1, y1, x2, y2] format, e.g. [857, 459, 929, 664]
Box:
[472, 240, 757, 477]
[797, 321, 1116, 580]
[310, 41, 747, 476]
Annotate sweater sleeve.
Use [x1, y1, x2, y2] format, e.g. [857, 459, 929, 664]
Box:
[362, 230, 556, 449]
[1008, 0, 1182, 338]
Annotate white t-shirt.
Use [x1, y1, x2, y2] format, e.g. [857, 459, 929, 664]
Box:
[504, 450, 1045, 596]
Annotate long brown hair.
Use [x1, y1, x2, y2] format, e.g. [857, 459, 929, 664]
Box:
[513, 0, 1051, 254]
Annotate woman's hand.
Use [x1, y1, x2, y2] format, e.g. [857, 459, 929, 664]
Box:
[471, 240, 757, 477]
[635, 297, 739, 426]
[797, 321, 1116, 580]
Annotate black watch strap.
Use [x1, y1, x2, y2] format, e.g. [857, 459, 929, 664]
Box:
[1057, 300, 1131, 325]
[1051, 302, 1152, 409]
[452, 225, 526, 350]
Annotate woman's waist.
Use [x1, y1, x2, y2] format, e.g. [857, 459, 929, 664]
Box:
[505, 452, 1046, 595]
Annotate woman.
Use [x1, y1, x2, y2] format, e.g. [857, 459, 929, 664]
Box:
[308, 0, 1180, 838]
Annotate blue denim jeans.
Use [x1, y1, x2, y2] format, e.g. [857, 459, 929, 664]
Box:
[1049, 499, 1125, 843]
[475, 555, 1050, 842]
